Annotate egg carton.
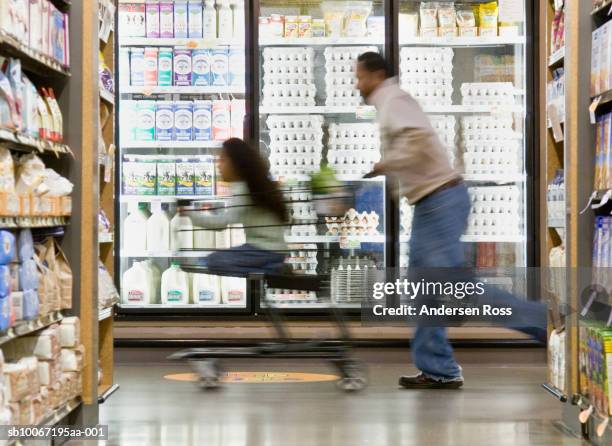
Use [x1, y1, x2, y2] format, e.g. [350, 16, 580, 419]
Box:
[262, 97, 317, 107]
[289, 205, 317, 221]
[265, 290, 318, 302]
[263, 47, 315, 62]
[270, 155, 323, 166]
[465, 215, 522, 237]
[269, 129, 324, 143]
[263, 84, 317, 100]
[328, 142, 380, 151]
[325, 97, 363, 107]
[429, 115, 456, 129]
[461, 115, 514, 130]
[324, 46, 379, 62]
[468, 186, 521, 205]
[400, 70, 453, 80]
[287, 224, 318, 237]
[325, 74, 358, 88]
[328, 123, 379, 138]
[400, 47, 454, 64]
[267, 114, 324, 129]
[401, 87, 453, 106]
[464, 154, 521, 175]
[327, 150, 380, 163]
[461, 82, 517, 106]
[270, 146, 324, 157]
[272, 166, 320, 178]
[463, 141, 521, 154]
[329, 163, 377, 176]
[263, 73, 316, 85]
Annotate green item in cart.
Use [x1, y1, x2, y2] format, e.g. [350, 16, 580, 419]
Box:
[310, 164, 342, 195]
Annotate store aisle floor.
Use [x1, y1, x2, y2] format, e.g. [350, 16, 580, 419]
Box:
[99, 348, 586, 446]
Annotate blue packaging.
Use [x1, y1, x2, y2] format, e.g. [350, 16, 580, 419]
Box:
[228, 48, 245, 87]
[130, 48, 145, 86]
[173, 101, 193, 141]
[22, 289, 39, 321]
[18, 229, 34, 262]
[193, 100, 212, 141]
[192, 49, 211, 86]
[155, 102, 174, 141]
[0, 265, 11, 297]
[210, 48, 229, 86]
[174, 1, 189, 38]
[19, 259, 39, 291]
[0, 294, 10, 332]
[188, 1, 203, 38]
[0, 231, 16, 265]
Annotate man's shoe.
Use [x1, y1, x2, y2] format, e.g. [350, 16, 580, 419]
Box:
[399, 373, 463, 389]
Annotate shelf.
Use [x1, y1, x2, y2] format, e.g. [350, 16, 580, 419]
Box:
[99, 306, 114, 322]
[463, 174, 526, 184]
[99, 232, 114, 244]
[120, 250, 213, 258]
[259, 36, 385, 46]
[98, 383, 120, 404]
[121, 140, 224, 149]
[100, 89, 115, 105]
[119, 37, 244, 48]
[461, 234, 525, 243]
[0, 310, 63, 346]
[260, 105, 375, 115]
[400, 35, 526, 47]
[0, 31, 70, 77]
[548, 47, 565, 67]
[0, 217, 70, 228]
[121, 86, 245, 95]
[592, 0, 612, 15]
[120, 195, 225, 203]
[423, 104, 525, 114]
[263, 302, 360, 309]
[0, 128, 72, 155]
[284, 235, 386, 244]
[592, 88, 612, 106]
[261, 105, 523, 115]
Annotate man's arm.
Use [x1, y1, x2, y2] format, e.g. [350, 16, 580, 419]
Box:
[364, 128, 430, 178]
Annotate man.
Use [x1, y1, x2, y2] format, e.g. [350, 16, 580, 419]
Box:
[355, 52, 546, 389]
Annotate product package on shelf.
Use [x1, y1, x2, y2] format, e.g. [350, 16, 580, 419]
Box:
[461, 82, 517, 106]
[429, 115, 457, 167]
[324, 46, 377, 107]
[324, 208, 380, 237]
[579, 323, 612, 417]
[594, 114, 612, 190]
[399, 47, 453, 107]
[330, 256, 378, 304]
[465, 186, 522, 238]
[327, 123, 380, 176]
[262, 47, 315, 108]
[547, 169, 565, 224]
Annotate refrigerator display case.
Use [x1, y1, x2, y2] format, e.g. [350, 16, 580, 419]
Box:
[256, 0, 389, 310]
[396, 1, 531, 287]
[116, 1, 250, 313]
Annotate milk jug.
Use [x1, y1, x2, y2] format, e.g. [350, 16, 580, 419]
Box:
[194, 224, 216, 250]
[215, 227, 231, 249]
[170, 201, 194, 251]
[161, 262, 190, 304]
[192, 273, 221, 305]
[217, 0, 233, 39]
[221, 276, 245, 305]
[146, 203, 170, 252]
[124, 203, 148, 252]
[122, 262, 153, 305]
[202, 0, 217, 40]
[232, 0, 245, 40]
[143, 259, 162, 304]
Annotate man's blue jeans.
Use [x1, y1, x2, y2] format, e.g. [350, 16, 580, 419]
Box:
[408, 184, 547, 381]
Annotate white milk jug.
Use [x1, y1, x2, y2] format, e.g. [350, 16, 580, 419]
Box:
[202, 0, 217, 40]
[146, 203, 170, 252]
[170, 206, 194, 251]
[161, 262, 190, 304]
[192, 273, 221, 305]
[123, 203, 148, 252]
[221, 276, 246, 305]
[217, 0, 233, 39]
[122, 262, 153, 305]
[143, 259, 162, 304]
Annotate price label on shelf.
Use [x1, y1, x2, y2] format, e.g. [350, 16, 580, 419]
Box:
[339, 237, 361, 250]
[355, 106, 376, 120]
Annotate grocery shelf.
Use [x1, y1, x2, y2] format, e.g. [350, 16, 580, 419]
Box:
[0, 217, 70, 228]
[99, 306, 114, 322]
[262, 302, 360, 309]
[0, 31, 70, 77]
[120, 195, 226, 203]
[284, 235, 386, 244]
[99, 232, 114, 244]
[260, 105, 375, 115]
[592, 0, 612, 15]
[119, 37, 244, 48]
[100, 89, 115, 105]
[122, 85, 245, 95]
[400, 35, 526, 47]
[463, 174, 526, 184]
[0, 128, 72, 155]
[260, 104, 523, 116]
[399, 234, 525, 243]
[121, 140, 224, 149]
[120, 250, 213, 258]
[0, 310, 63, 346]
[548, 47, 565, 67]
[259, 36, 385, 46]
[120, 303, 237, 309]
[422, 104, 525, 114]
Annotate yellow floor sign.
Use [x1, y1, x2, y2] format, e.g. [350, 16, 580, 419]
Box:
[165, 371, 340, 384]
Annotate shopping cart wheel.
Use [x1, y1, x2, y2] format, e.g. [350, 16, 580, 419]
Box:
[333, 360, 368, 392]
[190, 359, 223, 390]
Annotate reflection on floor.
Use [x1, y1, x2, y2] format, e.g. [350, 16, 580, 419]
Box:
[96, 348, 586, 446]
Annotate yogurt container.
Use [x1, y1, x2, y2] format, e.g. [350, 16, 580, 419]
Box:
[212, 100, 231, 141]
[173, 0, 189, 38]
[188, 1, 203, 38]
[144, 47, 159, 86]
[145, 2, 160, 38]
[129, 48, 145, 86]
[193, 100, 212, 141]
[155, 101, 174, 141]
[136, 101, 156, 141]
[158, 48, 173, 86]
[192, 49, 211, 86]
[211, 48, 229, 86]
[159, 2, 174, 38]
[173, 49, 192, 86]
[173, 101, 193, 141]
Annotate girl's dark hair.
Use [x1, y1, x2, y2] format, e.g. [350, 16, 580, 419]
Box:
[222, 138, 288, 222]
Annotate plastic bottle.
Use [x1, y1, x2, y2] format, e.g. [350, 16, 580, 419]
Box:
[161, 262, 190, 304]
[123, 203, 149, 252]
[170, 201, 194, 251]
[231, 0, 244, 40]
[142, 259, 162, 304]
[192, 273, 221, 305]
[217, 0, 233, 40]
[202, 0, 217, 39]
[122, 262, 153, 305]
[146, 203, 170, 253]
[221, 276, 245, 305]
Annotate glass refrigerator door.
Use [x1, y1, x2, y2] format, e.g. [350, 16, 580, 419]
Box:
[116, 1, 249, 312]
[397, 1, 528, 282]
[258, 1, 387, 309]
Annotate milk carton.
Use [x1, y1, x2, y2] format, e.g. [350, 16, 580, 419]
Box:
[133, 156, 157, 195]
[157, 156, 177, 195]
[230, 99, 245, 139]
[120, 100, 139, 143]
[212, 100, 231, 141]
[174, 1, 189, 38]
[173, 49, 192, 86]
[194, 155, 214, 195]
[122, 156, 138, 195]
[136, 101, 156, 141]
[155, 102, 174, 141]
[228, 48, 245, 87]
[192, 49, 211, 86]
[119, 3, 146, 37]
[176, 159, 195, 195]
[188, 1, 203, 38]
[211, 48, 229, 86]
[130, 48, 145, 86]
[119, 48, 131, 87]
[193, 100, 212, 141]
[145, 2, 160, 38]
[144, 47, 159, 86]
[173, 101, 193, 141]
[158, 48, 173, 86]
[159, 2, 174, 38]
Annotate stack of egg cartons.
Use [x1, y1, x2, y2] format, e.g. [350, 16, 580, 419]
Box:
[400, 47, 453, 107]
[466, 186, 522, 238]
[262, 47, 316, 107]
[461, 115, 521, 176]
[460, 82, 516, 106]
[429, 115, 457, 167]
[266, 115, 324, 179]
[327, 123, 381, 175]
[324, 46, 378, 107]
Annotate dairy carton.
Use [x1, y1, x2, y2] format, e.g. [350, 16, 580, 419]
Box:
[176, 159, 195, 195]
[193, 100, 212, 141]
[173, 49, 192, 86]
[228, 48, 245, 87]
[120, 100, 139, 143]
[155, 102, 174, 141]
[192, 49, 211, 86]
[131, 156, 157, 195]
[211, 48, 229, 86]
[119, 3, 146, 37]
[144, 47, 159, 86]
[230, 99, 245, 139]
[194, 156, 214, 195]
[130, 48, 145, 86]
[159, 2, 174, 38]
[212, 100, 231, 141]
[158, 48, 173, 86]
[173, 101, 193, 141]
[157, 156, 177, 195]
[145, 2, 160, 38]
[119, 48, 131, 87]
[122, 156, 138, 195]
[188, 1, 203, 38]
[136, 101, 156, 141]
[174, 1, 189, 38]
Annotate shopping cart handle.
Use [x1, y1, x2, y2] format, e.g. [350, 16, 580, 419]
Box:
[362, 170, 378, 179]
[264, 273, 323, 292]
